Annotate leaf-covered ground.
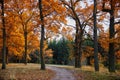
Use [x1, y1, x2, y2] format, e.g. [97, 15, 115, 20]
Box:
[0, 64, 55, 80]
[0, 64, 120, 80]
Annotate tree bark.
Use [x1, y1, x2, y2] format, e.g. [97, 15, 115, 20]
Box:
[93, 0, 99, 71]
[86, 57, 91, 65]
[1, 0, 6, 69]
[39, 0, 45, 70]
[102, 0, 115, 72]
[6, 47, 8, 64]
[75, 22, 79, 68]
[108, 1, 115, 72]
[24, 28, 27, 65]
[75, 20, 82, 68]
[78, 33, 83, 68]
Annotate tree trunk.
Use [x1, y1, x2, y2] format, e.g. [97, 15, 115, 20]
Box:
[75, 21, 79, 68]
[1, 0, 6, 69]
[75, 21, 82, 68]
[79, 33, 83, 67]
[67, 0, 83, 68]
[108, 1, 115, 72]
[24, 30, 27, 65]
[39, 0, 45, 70]
[102, 0, 116, 72]
[93, 0, 99, 71]
[86, 57, 91, 65]
[6, 47, 8, 64]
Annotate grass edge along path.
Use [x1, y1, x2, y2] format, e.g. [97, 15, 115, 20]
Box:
[60, 65, 120, 80]
[48, 65, 120, 80]
[0, 63, 55, 80]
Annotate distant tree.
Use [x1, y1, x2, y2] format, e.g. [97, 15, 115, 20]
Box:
[48, 39, 58, 64]
[29, 50, 39, 63]
[82, 38, 94, 66]
[48, 38, 70, 65]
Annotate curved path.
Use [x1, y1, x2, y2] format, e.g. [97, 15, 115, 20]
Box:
[47, 66, 76, 80]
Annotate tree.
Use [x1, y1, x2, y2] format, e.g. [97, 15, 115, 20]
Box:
[60, 0, 95, 68]
[15, 0, 36, 64]
[0, 0, 24, 64]
[82, 38, 94, 66]
[39, 0, 45, 70]
[48, 38, 71, 65]
[0, 0, 6, 69]
[0, 0, 40, 64]
[102, 0, 120, 72]
[93, 0, 99, 71]
[6, 0, 38, 64]
[38, 0, 66, 69]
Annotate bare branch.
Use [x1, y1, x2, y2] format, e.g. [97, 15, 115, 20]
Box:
[74, 0, 81, 6]
[60, 0, 72, 9]
[114, 28, 120, 35]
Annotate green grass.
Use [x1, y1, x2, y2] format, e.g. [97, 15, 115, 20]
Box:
[75, 70, 120, 80]
[54, 65, 120, 80]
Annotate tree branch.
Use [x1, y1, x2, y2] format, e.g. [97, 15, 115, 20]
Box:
[114, 28, 120, 35]
[74, 0, 81, 6]
[102, 9, 111, 12]
[102, 1, 111, 12]
[114, 21, 120, 24]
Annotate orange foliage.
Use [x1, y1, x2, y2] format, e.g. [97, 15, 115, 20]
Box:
[0, 0, 119, 64]
[0, 0, 39, 60]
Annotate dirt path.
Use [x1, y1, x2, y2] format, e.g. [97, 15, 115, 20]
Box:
[47, 66, 76, 80]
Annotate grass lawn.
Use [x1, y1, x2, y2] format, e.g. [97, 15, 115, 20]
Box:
[0, 63, 55, 80]
[54, 65, 120, 80]
[74, 69, 120, 80]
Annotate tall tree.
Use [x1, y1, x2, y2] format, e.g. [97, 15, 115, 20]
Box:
[6, 0, 38, 64]
[1, 0, 6, 69]
[102, 0, 120, 72]
[108, 2, 115, 72]
[60, 0, 81, 68]
[39, 0, 45, 70]
[93, 0, 99, 71]
[0, 0, 40, 64]
[38, 0, 66, 70]
[60, 0, 94, 68]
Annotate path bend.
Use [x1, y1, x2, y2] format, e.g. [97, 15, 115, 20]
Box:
[47, 66, 76, 80]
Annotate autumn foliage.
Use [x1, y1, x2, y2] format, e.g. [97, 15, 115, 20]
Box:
[0, 0, 120, 72]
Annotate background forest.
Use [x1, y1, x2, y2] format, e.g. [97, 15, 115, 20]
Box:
[0, 0, 120, 73]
